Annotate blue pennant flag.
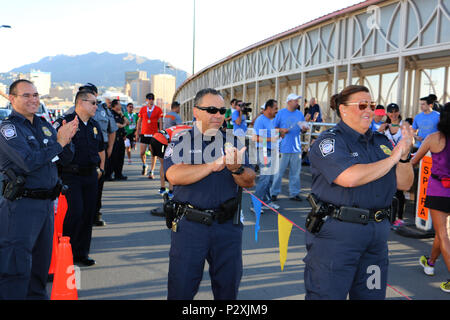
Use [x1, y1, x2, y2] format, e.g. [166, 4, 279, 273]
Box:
[251, 195, 262, 242]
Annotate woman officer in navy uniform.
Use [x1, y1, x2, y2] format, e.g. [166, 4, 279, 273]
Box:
[304, 85, 414, 300]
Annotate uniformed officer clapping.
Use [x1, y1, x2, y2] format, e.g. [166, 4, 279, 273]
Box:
[0, 79, 78, 300]
[303, 85, 414, 300]
[54, 90, 106, 267]
[163, 88, 256, 300]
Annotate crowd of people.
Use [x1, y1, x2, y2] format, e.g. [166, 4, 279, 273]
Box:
[0, 79, 448, 300]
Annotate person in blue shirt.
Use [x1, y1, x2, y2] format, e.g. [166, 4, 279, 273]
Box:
[231, 102, 248, 137]
[270, 93, 307, 201]
[305, 97, 323, 123]
[164, 88, 255, 300]
[0, 80, 78, 299]
[252, 99, 280, 210]
[413, 96, 440, 148]
[370, 105, 386, 132]
[304, 85, 414, 300]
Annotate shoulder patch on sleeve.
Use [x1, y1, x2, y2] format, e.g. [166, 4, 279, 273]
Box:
[319, 138, 335, 157]
[1, 124, 17, 140]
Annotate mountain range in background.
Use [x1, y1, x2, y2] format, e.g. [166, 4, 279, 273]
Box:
[6, 52, 188, 88]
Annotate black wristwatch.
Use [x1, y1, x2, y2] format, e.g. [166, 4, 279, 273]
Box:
[231, 165, 245, 175]
[399, 153, 411, 163]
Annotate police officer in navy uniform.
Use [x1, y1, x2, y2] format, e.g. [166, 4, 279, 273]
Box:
[55, 90, 105, 266]
[164, 88, 256, 300]
[0, 80, 78, 299]
[64, 84, 117, 227]
[304, 85, 414, 300]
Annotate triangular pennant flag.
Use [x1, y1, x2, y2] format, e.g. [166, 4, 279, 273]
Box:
[251, 195, 262, 242]
[278, 214, 293, 271]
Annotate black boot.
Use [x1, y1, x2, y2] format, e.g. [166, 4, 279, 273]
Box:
[94, 212, 106, 226]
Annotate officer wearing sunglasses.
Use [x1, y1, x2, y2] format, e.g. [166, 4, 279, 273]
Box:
[53, 90, 106, 267]
[163, 88, 256, 300]
[303, 85, 414, 300]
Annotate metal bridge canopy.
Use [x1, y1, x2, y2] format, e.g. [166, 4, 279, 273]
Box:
[175, 0, 450, 123]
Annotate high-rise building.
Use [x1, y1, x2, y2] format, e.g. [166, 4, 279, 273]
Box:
[124, 71, 151, 105]
[22, 70, 51, 96]
[49, 85, 78, 101]
[151, 74, 176, 110]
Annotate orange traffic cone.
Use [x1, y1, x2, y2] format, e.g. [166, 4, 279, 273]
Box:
[50, 237, 78, 300]
[55, 194, 68, 237]
[48, 226, 58, 275]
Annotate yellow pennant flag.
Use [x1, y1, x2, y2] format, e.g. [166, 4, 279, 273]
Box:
[278, 214, 293, 271]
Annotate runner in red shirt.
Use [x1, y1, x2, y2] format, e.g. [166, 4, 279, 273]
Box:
[135, 93, 163, 179]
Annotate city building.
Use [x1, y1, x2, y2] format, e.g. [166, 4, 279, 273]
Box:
[151, 74, 176, 110]
[49, 85, 78, 101]
[23, 70, 52, 96]
[124, 71, 151, 105]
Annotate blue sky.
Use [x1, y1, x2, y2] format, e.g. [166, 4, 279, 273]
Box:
[0, 0, 363, 75]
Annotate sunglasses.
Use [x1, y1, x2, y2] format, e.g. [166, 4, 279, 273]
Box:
[82, 99, 97, 106]
[347, 101, 377, 111]
[195, 106, 227, 115]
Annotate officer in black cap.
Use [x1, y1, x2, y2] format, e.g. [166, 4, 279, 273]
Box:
[303, 85, 414, 299]
[0, 79, 78, 299]
[164, 88, 256, 300]
[54, 90, 105, 266]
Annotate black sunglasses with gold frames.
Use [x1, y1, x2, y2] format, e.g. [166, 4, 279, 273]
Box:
[195, 106, 227, 115]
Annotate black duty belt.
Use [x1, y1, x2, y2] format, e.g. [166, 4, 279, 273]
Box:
[22, 188, 57, 200]
[60, 165, 97, 176]
[328, 205, 391, 224]
[175, 203, 234, 226]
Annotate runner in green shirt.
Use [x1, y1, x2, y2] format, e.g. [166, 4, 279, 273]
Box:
[124, 103, 139, 164]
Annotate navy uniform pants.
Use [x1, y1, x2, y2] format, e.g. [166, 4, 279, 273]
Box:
[62, 172, 98, 259]
[0, 198, 53, 300]
[96, 142, 110, 216]
[168, 218, 243, 300]
[303, 218, 390, 300]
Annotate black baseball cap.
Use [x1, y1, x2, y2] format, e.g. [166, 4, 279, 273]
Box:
[386, 103, 400, 112]
[79, 83, 98, 94]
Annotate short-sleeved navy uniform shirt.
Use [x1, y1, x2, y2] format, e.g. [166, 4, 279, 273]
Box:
[54, 112, 105, 167]
[164, 126, 252, 210]
[309, 121, 397, 209]
[0, 110, 73, 189]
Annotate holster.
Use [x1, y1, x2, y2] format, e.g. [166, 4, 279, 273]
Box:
[218, 197, 239, 224]
[305, 194, 329, 234]
[163, 195, 177, 229]
[2, 169, 26, 201]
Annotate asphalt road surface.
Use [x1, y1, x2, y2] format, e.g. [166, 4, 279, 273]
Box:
[48, 150, 449, 300]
